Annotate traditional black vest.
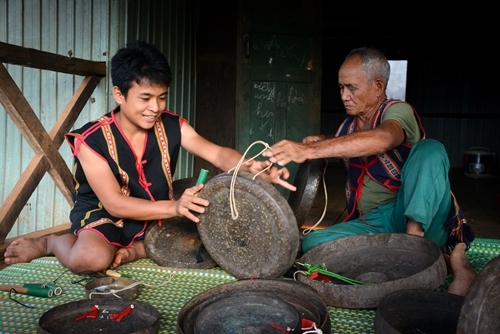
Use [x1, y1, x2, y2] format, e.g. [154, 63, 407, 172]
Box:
[334, 99, 474, 250]
[335, 99, 425, 221]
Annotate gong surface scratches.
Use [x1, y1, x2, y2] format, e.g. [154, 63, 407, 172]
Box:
[197, 171, 300, 279]
[144, 217, 216, 269]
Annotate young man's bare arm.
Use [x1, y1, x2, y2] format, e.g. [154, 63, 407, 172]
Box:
[77, 143, 208, 222]
[180, 122, 296, 191]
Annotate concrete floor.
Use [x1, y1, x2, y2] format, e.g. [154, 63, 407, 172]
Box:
[304, 160, 500, 240]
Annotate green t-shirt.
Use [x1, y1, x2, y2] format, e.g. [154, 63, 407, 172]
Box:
[357, 102, 421, 214]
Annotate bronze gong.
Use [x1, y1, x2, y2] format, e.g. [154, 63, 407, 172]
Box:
[197, 171, 300, 279]
[297, 233, 447, 309]
[287, 159, 327, 229]
[144, 216, 216, 269]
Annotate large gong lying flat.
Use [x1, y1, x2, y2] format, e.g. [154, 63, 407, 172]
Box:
[197, 171, 300, 279]
[375, 255, 500, 334]
[177, 279, 331, 334]
[297, 233, 447, 309]
[37, 299, 159, 334]
[145, 217, 216, 269]
[287, 159, 326, 229]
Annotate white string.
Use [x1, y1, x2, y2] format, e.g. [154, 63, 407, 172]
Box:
[293, 270, 307, 281]
[302, 323, 323, 334]
[88, 273, 174, 299]
[302, 159, 329, 235]
[228, 141, 272, 220]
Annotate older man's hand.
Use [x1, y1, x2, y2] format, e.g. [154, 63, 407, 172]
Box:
[261, 139, 307, 166]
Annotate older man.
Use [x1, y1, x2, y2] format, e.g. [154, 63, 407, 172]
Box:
[263, 47, 476, 296]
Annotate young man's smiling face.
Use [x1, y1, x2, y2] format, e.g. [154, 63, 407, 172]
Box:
[113, 81, 168, 131]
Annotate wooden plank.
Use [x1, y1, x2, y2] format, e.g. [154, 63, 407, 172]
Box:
[0, 63, 74, 195]
[0, 75, 102, 244]
[0, 41, 106, 77]
[50, 76, 103, 146]
[0, 223, 71, 268]
[0, 155, 51, 243]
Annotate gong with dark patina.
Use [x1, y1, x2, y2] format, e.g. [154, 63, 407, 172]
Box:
[37, 298, 159, 334]
[375, 255, 500, 334]
[177, 278, 331, 334]
[197, 171, 300, 279]
[297, 233, 447, 309]
[144, 217, 216, 269]
[287, 159, 326, 229]
[456, 254, 500, 333]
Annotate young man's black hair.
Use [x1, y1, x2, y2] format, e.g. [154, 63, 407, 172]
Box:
[111, 40, 172, 98]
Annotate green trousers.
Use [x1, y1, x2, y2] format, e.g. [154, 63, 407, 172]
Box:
[302, 139, 451, 253]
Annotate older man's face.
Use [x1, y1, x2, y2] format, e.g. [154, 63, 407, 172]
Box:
[338, 56, 382, 118]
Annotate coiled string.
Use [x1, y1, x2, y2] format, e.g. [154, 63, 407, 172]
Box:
[227, 141, 273, 220]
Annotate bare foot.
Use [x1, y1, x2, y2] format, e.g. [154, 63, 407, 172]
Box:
[4, 236, 52, 265]
[446, 243, 477, 296]
[109, 240, 148, 269]
[406, 220, 424, 237]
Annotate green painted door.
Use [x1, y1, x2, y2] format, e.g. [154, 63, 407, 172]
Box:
[236, 0, 323, 196]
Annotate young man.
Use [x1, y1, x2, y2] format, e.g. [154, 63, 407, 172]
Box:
[4, 41, 295, 274]
[263, 47, 477, 296]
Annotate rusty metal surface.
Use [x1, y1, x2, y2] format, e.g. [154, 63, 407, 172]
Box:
[287, 159, 327, 229]
[197, 171, 300, 279]
[374, 290, 464, 334]
[457, 255, 500, 334]
[37, 298, 160, 334]
[297, 233, 447, 309]
[177, 279, 331, 334]
[144, 217, 216, 269]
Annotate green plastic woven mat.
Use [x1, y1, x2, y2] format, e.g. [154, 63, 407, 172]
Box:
[1, 237, 499, 334]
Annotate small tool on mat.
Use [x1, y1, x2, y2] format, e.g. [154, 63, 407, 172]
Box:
[0, 283, 54, 297]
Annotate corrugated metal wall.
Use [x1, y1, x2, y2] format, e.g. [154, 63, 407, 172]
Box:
[0, 0, 196, 238]
[125, 0, 197, 181]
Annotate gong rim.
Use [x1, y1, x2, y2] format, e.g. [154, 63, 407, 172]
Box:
[297, 233, 447, 308]
[176, 279, 331, 334]
[287, 159, 326, 229]
[197, 171, 300, 279]
[144, 217, 216, 269]
[37, 298, 160, 334]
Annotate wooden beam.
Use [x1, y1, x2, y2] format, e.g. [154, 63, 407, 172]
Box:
[0, 43, 105, 248]
[0, 223, 71, 268]
[50, 76, 103, 146]
[0, 74, 102, 244]
[0, 155, 52, 243]
[0, 63, 75, 196]
[0, 41, 106, 77]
